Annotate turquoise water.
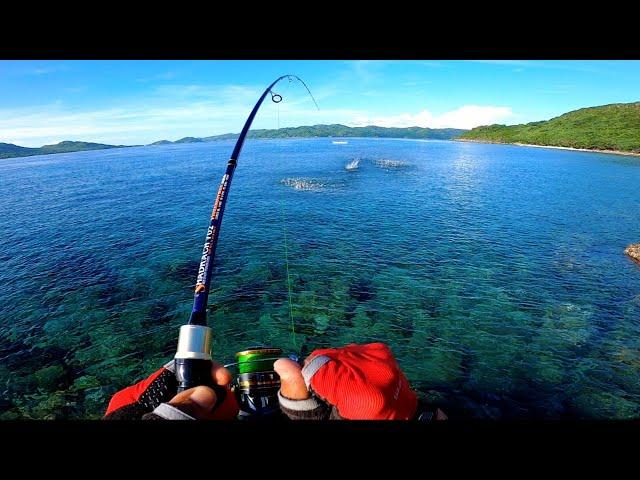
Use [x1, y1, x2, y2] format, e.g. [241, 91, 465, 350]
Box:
[1, 138, 639, 419]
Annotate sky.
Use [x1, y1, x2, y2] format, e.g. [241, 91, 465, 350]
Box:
[1, 60, 639, 147]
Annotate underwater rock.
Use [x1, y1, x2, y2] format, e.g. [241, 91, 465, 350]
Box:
[71, 375, 101, 391]
[538, 302, 594, 348]
[570, 391, 640, 419]
[0, 409, 19, 420]
[406, 333, 465, 386]
[313, 314, 330, 335]
[231, 280, 268, 303]
[7, 345, 68, 375]
[351, 305, 375, 331]
[31, 390, 77, 420]
[624, 243, 640, 264]
[533, 353, 565, 385]
[164, 260, 199, 283]
[82, 387, 112, 419]
[610, 347, 640, 396]
[0, 336, 27, 363]
[34, 365, 66, 390]
[142, 300, 173, 328]
[348, 279, 375, 302]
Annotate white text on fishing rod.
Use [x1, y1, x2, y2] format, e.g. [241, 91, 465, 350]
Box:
[195, 174, 229, 293]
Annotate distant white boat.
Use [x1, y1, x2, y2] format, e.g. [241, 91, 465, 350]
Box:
[332, 140, 348, 145]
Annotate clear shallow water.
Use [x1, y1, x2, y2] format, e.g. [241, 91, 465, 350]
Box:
[1, 138, 639, 419]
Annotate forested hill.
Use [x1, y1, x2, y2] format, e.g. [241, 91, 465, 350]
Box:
[151, 124, 468, 145]
[459, 102, 640, 153]
[0, 141, 126, 159]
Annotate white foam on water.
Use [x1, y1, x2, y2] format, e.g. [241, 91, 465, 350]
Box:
[345, 158, 360, 171]
[280, 177, 327, 191]
[372, 159, 410, 168]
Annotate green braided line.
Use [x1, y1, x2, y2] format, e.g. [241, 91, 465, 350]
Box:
[280, 198, 297, 348]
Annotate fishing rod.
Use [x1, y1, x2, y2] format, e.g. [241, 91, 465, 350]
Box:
[173, 75, 318, 417]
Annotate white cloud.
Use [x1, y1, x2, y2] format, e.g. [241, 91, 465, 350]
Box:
[137, 71, 178, 82]
[349, 60, 389, 83]
[30, 64, 69, 75]
[471, 60, 533, 67]
[153, 83, 261, 101]
[0, 97, 362, 147]
[470, 60, 602, 73]
[417, 61, 442, 68]
[0, 72, 514, 147]
[0, 101, 513, 147]
[350, 105, 514, 130]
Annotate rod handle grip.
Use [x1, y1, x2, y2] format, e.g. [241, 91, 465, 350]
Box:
[174, 358, 227, 407]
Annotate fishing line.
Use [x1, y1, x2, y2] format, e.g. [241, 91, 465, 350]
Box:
[281, 198, 297, 348]
[272, 84, 297, 348]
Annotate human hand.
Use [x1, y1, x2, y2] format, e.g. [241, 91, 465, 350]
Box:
[274, 342, 420, 420]
[103, 360, 239, 420]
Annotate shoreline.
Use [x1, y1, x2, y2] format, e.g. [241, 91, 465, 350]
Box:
[0, 137, 450, 161]
[0, 145, 134, 162]
[4, 137, 640, 162]
[456, 138, 640, 157]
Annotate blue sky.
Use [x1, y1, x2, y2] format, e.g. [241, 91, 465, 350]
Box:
[1, 60, 639, 147]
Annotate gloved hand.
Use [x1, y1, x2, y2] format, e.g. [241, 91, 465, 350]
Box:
[103, 360, 239, 420]
[274, 342, 425, 420]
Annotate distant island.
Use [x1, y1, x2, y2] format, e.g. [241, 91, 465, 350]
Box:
[1, 125, 467, 160]
[150, 124, 468, 145]
[4, 102, 640, 161]
[0, 141, 128, 160]
[459, 102, 640, 155]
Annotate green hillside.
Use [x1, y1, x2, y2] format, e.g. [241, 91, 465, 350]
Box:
[0, 143, 39, 159]
[152, 124, 467, 145]
[460, 102, 640, 153]
[241, 124, 467, 140]
[173, 137, 204, 143]
[0, 141, 125, 160]
[40, 141, 122, 154]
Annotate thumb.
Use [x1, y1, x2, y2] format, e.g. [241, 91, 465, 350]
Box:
[168, 385, 218, 419]
[274, 358, 309, 400]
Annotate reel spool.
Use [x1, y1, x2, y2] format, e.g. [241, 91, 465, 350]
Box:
[233, 346, 283, 419]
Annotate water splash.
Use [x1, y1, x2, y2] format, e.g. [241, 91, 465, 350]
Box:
[372, 159, 410, 169]
[345, 158, 360, 171]
[280, 177, 327, 191]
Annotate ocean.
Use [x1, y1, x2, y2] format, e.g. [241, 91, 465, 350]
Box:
[1, 138, 639, 419]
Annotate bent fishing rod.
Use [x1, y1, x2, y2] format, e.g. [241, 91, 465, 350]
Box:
[173, 75, 319, 410]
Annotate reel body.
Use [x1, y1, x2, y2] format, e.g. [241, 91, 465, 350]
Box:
[231, 346, 287, 419]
